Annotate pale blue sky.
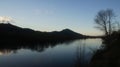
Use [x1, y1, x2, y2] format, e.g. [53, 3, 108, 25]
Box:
[0, 0, 120, 35]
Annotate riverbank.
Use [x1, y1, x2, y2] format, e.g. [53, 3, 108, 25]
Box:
[90, 31, 120, 67]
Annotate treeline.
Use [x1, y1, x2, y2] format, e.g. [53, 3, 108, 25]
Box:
[0, 23, 85, 43]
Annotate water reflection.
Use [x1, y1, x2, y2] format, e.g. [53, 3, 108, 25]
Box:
[75, 40, 86, 67]
[0, 40, 75, 54]
[0, 39, 101, 67]
[0, 49, 13, 55]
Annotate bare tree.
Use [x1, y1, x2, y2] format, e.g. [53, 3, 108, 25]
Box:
[116, 21, 120, 31]
[94, 9, 115, 35]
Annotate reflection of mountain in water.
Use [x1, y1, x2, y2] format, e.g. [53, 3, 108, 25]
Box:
[0, 40, 75, 55]
[0, 23, 86, 55]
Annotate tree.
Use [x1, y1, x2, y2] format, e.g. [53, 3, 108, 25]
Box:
[94, 9, 115, 35]
[116, 21, 120, 31]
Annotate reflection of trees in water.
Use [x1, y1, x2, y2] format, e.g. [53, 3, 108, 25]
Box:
[75, 40, 88, 67]
[0, 49, 13, 55]
[0, 40, 75, 55]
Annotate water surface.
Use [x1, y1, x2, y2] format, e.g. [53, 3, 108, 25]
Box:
[0, 39, 102, 67]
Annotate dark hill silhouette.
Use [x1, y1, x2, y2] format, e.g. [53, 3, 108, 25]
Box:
[0, 23, 85, 43]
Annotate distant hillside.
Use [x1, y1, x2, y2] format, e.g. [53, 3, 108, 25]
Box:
[0, 23, 85, 43]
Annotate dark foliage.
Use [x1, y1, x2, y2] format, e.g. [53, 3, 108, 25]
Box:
[90, 31, 120, 67]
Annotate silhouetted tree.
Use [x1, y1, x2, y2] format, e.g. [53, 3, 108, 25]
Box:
[116, 21, 120, 31]
[94, 9, 116, 35]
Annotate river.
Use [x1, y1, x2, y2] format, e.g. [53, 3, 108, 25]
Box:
[0, 39, 102, 67]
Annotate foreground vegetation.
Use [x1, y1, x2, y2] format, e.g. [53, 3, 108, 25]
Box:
[90, 31, 120, 67]
[89, 8, 120, 67]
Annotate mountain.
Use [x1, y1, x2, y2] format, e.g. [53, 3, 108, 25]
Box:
[61, 29, 83, 36]
[0, 23, 85, 43]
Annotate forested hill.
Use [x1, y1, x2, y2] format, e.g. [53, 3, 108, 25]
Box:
[0, 23, 86, 43]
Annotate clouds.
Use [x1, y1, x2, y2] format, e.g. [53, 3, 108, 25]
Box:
[0, 16, 14, 23]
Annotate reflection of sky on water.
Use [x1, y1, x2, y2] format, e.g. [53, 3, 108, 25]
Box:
[0, 39, 101, 67]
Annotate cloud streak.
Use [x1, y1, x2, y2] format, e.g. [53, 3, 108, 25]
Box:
[0, 16, 14, 23]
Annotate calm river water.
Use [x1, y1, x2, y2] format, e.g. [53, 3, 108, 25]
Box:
[0, 39, 102, 67]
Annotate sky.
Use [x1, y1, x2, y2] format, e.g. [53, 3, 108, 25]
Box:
[0, 0, 120, 35]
